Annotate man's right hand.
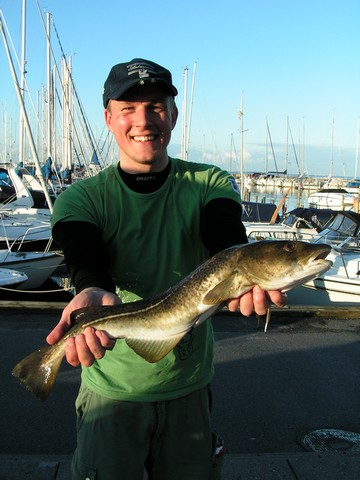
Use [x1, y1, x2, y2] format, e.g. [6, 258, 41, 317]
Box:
[46, 287, 122, 367]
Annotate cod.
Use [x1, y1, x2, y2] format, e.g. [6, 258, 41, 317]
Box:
[12, 240, 332, 401]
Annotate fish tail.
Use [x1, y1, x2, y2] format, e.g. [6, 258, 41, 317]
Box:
[12, 345, 62, 401]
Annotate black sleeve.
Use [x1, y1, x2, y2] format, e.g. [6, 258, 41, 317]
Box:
[52, 221, 116, 293]
[202, 198, 248, 256]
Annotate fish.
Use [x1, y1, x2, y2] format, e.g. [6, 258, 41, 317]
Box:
[12, 240, 332, 401]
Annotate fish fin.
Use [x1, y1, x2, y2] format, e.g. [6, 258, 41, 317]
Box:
[12, 345, 62, 401]
[264, 306, 271, 333]
[203, 275, 249, 305]
[125, 334, 186, 363]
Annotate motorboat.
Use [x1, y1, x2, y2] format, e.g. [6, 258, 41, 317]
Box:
[287, 211, 360, 305]
[0, 207, 52, 251]
[0, 166, 53, 251]
[0, 268, 28, 288]
[308, 189, 357, 211]
[0, 250, 64, 289]
[244, 207, 336, 243]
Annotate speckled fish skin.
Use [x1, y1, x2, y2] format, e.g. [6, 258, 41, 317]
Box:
[12, 240, 332, 401]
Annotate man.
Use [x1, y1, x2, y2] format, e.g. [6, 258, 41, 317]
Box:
[47, 58, 285, 480]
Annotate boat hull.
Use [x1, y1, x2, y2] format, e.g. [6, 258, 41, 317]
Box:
[0, 252, 64, 289]
[287, 275, 360, 306]
[0, 268, 28, 288]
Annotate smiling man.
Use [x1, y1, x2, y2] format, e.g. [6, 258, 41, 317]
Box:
[47, 58, 285, 480]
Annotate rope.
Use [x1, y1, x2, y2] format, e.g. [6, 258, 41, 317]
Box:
[0, 285, 73, 293]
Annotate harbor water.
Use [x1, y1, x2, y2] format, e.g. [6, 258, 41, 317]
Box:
[245, 185, 311, 215]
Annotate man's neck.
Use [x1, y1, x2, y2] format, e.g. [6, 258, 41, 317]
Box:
[118, 155, 169, 175]
[118, 160, 171, 193]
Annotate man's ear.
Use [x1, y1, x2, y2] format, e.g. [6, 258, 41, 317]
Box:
[171, 105, 179, 130]
[104, 107, 113, 132]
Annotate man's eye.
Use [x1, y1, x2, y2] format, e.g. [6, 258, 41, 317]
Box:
[153, 104, 165, 112]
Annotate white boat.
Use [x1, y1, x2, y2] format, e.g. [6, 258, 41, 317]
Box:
[0, 208, 51, 251]
[0, 268, 28, 288]
[0, 166, 52, 251]
[344, 180, 360, 194]
[0, 250, 64, 289]
[308, 189, 357, 211]
[245, 220, 318, 242]
[288, 244, 360, 305]
[244, 207, 335, 243]
[287, 211, 360, 305]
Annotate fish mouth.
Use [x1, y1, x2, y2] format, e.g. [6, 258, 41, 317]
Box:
[279, 243, 333, 293]
[313, 245, 332, 261]
[303, 244, 332, 269]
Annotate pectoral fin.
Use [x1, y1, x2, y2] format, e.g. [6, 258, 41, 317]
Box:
[203, 275, 250, 305]
[125, 333, 186, 363]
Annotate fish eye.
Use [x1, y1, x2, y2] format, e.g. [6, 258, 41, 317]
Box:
[284, 242, 296, 252]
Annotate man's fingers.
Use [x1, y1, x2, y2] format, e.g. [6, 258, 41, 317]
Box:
[65, 337, 81, 367]
[252, 286, 268, 316]
[64, 328, 113, 368]
[46, 321, 71, 345]
[226, 287, 287, 318]
[238, 290, 255, 317]
[95, 330, 116, 350]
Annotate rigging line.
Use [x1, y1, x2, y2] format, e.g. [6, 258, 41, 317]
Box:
[35, 2, 103, 172]
[287, 120, 301, 175]
[0, 285, 72, 293]
[0, 9, 49, 160]
[48, 10, 103, 168]
[0, 17, 54, 211]
[266, 120, 278, 174]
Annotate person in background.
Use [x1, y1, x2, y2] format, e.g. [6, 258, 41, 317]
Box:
[47, 58, 285, 480]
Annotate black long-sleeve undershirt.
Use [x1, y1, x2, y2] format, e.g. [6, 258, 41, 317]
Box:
[52, 197, 248, 293]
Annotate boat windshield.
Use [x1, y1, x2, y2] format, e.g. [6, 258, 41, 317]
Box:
[312, 214, 360, 246]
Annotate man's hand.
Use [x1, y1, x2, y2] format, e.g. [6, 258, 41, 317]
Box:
[46, 287, 122, 367]
[227, 285, 287, 316]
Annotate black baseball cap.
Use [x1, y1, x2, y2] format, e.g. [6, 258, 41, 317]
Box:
[103, 58, 178, 107]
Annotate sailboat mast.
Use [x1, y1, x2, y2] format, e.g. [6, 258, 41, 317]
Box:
[0, 14, 53, 211]
[355, 118, 360, 179]
[330, 116, 335, 178]
[285, 116, 289, 173]
[238, 92, 245, 199]
[181, 66, 188, 160]
[185, 61, 197, 160]
[46, 12, 53, 161]
[18, 0, 26, 166]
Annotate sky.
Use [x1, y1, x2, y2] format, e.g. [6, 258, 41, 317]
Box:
[0, 0, 359, 178]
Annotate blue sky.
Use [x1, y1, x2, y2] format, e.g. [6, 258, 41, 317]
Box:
[0, 0, 359, 178]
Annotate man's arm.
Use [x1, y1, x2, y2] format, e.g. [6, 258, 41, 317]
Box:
[52, 221, 116, 293]
[202, 198, 248, 255]
[202, 198, 286, 314]
[47, 221, 121, 365]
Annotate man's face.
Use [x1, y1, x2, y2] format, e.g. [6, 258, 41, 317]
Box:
[104, 85, 178, 171]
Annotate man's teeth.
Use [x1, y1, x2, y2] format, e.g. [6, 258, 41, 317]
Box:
[133, 135, 155, 142]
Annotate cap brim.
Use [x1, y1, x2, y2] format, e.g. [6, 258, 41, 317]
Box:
[104, 78, 178, 107]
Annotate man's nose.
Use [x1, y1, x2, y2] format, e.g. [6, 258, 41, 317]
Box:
[134, 105, 152, 126]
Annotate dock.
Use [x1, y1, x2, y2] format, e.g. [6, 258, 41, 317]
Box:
[1, 302, 360, 479]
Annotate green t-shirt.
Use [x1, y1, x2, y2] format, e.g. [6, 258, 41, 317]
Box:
[51, 157, 241, 401]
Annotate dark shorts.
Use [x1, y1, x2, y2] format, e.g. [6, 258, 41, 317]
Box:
[71, 384, 223, 480]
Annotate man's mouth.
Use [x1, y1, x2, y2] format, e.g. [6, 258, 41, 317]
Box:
[132, 135, 156, 142]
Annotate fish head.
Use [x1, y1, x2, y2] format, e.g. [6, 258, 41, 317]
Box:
[239, 240, 332, 292]
[202, 240, 332, 305]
